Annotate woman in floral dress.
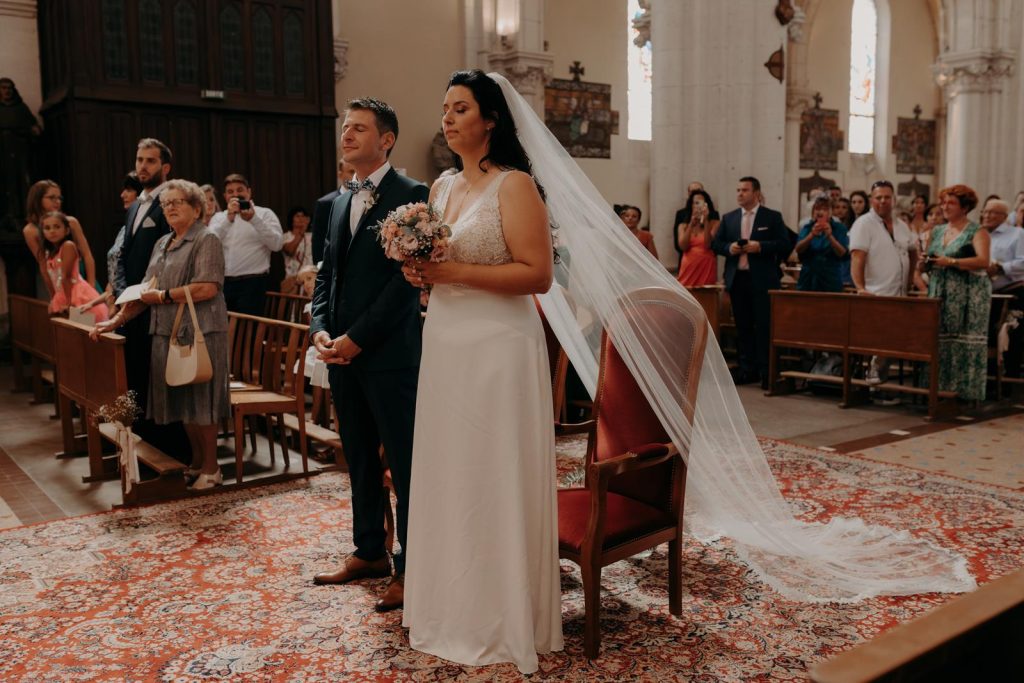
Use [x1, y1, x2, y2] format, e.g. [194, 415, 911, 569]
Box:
[924, 184, 991, 401]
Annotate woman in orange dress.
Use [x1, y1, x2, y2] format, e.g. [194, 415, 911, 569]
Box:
[676, 189, 719, 286]
[615, 204, 658, 258]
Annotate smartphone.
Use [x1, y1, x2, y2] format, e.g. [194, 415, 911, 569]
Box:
[237, 199, 251, 210]
[736, 238, 748, 247]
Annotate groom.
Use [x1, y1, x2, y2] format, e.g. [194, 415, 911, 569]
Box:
[310, 98, 428, 612]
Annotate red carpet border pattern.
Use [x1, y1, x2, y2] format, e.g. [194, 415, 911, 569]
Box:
[0, 437, 1021, 682]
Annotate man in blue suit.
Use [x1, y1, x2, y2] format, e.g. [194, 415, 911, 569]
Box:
[309, 99, 428, 613]
[711, 176, 792, 389]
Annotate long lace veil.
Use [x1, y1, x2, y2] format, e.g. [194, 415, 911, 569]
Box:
[489, 73, 975, 602]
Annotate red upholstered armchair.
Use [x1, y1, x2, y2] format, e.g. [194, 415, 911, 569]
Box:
[557, 287, 708, 658]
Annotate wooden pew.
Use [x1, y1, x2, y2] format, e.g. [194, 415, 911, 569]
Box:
[768, 291, 955, 419]
[685, 285, 723, 341]
[51, 318, 187, 504]
[264, 291, 311, 324]
[8, 294, 56, 403]
[810, 568, 1024, 683]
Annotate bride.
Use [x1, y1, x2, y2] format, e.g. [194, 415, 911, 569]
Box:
[402, 69, 973, 673]
[400, 70, 563, 674]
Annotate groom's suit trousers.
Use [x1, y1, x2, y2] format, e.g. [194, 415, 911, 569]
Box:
[331, 363, 418, 575]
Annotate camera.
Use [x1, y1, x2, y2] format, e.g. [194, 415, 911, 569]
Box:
[736, 238, 748, 247]
[237, 199, 251, 210]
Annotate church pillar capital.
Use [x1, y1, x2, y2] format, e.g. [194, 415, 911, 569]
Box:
[486, 51, 553, 116]
[333, 38, 349, 82]
[933, 49, 1015, 99]
[785, 88, 815, 121]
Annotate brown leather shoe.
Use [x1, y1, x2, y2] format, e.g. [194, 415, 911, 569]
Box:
[313, 555, 390, 585]
[374, 574, 404, 612]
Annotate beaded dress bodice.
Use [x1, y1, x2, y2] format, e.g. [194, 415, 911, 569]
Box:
[435, 171, 513, 266]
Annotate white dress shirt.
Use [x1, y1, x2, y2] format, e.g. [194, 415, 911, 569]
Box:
[131, 189, 157, 234]
[989, 222, 1024, 291]
[208, 204, 285, 277]
[849, 210, 916, 296]
[349, 162, 392, 235]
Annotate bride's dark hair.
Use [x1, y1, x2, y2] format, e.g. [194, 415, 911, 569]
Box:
[446, 70, 545, 199]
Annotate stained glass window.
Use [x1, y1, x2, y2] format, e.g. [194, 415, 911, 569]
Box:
[101, 0, 129, 80]
[140, 0, 165, 82]
[174, 1, 198, 85]
[848, 0, 877, 154]
[253, 7, 274, 92]
[627, 0, 652, 141]
[220, 3, 244, 90]
[283, 13, 305, 95]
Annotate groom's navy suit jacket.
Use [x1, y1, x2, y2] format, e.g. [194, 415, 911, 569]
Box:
[309, 167, 428, 372]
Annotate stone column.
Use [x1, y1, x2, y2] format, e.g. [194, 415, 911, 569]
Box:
[783, 4, 812, 226]
[933, 0, 1018, 197]
[650, 0, 789, 265]
[483, 0, 553, 115]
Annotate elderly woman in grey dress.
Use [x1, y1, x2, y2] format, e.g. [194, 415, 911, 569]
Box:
[92, 179, 230, 491]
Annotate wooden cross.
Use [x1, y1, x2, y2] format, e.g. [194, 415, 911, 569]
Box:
[913, 104, 922, 119]
[569, 61, 585, 82]
[812, 92, 823, 109]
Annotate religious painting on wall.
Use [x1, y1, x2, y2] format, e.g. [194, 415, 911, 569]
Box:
[799, 100, 843, 171]
[544, 78, 615, 159]
[893, 116, 936, 175]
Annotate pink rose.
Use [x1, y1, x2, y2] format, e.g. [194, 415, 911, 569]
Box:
[400, 234, 419, 252]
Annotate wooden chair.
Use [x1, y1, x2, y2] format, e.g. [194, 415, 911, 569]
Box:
[263, 291, 311, 324]
[230, 317, 310, 483]
[534, 296, 593, 436]
[557, 286, 709, 658]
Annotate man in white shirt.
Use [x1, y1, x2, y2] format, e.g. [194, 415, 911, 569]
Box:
[849, 180, 918, 297]
[849, 180, 918, 385]
[982, 198, 1024, 379]
[208, 173, 284, 315]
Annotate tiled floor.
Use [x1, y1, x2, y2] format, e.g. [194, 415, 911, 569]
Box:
[0, 443, 66, 525]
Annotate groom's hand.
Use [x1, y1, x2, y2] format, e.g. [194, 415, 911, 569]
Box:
[313, 331, 338, 360]
[335, 335, 362, 362]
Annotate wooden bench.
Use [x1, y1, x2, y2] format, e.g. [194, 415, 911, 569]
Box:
[768, 291, 955, 419]
[50, 318, 186, 504]
[264, 291, 311, 324]
[810, 568, 1024, 683]
[8, 294, 57, 404]
[685, 285, 723, 341]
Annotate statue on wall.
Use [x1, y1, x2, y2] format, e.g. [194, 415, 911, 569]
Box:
[0, 78, 40, 234]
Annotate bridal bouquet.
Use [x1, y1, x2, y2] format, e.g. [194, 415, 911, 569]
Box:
[374, 202, 453, 263]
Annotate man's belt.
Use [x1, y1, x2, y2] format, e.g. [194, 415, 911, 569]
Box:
[225, 271, 270, 283]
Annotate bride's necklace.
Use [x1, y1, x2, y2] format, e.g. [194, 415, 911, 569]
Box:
[449, 171, 488, 222]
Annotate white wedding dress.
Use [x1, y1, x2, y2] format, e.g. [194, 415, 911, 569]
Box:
[402, 171, 564, 674]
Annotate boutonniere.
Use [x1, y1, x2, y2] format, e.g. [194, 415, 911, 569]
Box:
[364, 190, 380, 212]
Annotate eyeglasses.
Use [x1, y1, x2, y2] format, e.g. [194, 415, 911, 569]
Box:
[159, 198, 189, 209]
[870, 180, 894, 191]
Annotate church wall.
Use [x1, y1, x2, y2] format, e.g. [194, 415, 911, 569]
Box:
[802, 0, 939, 206]
[543, 0, 650, 223]
[334, 0, 464, 185]
[0, 8, 43, 125]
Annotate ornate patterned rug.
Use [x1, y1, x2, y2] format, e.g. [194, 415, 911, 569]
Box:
[1, 437, 1021, 682]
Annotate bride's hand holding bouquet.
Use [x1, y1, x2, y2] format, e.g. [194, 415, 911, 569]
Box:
[373, 201, 455, 288]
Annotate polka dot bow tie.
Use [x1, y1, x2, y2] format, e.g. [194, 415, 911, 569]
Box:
[345, 178, 376, 193]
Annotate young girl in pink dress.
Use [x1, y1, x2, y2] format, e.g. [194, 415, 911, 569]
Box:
[41, 211, 109, 322]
